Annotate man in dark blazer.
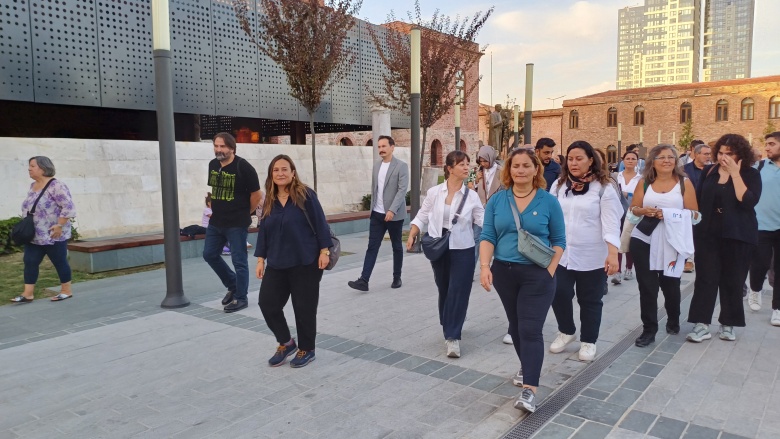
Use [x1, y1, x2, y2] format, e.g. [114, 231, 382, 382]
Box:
[348, 135, 409, 291]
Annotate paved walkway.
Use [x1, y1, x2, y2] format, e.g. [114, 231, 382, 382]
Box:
[0, 231, 776, 439]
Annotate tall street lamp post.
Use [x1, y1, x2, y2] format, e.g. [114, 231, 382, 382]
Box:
[410, 27, 421, 219]
[454, 103, 460, 152]
[524, 64, 534, 145]
[153, 0, 189, 308]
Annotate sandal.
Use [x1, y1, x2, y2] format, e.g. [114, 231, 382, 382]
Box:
[10, 296, 34, 303]
[51, 293, 72, 302]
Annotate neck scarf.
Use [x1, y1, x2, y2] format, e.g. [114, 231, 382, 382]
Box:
[565, 171, 595, 196]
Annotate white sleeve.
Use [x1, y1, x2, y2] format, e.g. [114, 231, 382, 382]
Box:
[600, 184, 623, 249]
[471, 191, 484, 228]
[411, 186, 436, 230]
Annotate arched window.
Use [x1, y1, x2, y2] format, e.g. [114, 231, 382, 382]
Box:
[634, 105, 645, 126]
[680, 102, 692, 123]
[366, 139, 373, 146]
[607, 107, 617, 127]
[338, 137, 353, 146]
[607, 145, 617, 164]
[430, 139, 443, 166]
[569, 110, 579, 129]
[715, 99, 729, 121]
[741, 98, 755, 120]
[770, 96, 780, 119]
[459, 139, 467, 152]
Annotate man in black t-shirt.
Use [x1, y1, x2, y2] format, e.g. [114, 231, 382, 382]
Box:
[204, 133, 262, 312]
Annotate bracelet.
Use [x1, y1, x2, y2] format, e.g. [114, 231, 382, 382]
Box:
[630, 206, 640, 215]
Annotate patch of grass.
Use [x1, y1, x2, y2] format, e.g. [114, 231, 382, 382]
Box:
[438, 175, 445, 184]
[0, 253, 164, 304]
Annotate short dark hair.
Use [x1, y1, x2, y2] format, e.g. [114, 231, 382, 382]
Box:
[713, 134, 754, 170]
[213, 132, 237, 152]
[443, 150, 469, 179]
[535, 138, 556, 150]
[691, 139, 705, 147]
[378, 135, 395, 146]
[766, 131, 780, 143]
[626, 144, 638, 152]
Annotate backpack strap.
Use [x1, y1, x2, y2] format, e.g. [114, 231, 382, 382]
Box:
[758, 160, 766, 172]
[643, 177, 685, 195]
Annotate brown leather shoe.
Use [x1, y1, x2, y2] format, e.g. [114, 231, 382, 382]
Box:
[683, 261, 694, 273]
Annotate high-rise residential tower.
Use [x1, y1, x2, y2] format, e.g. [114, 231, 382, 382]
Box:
[703, 0, 755, 81]
[617, 5, 647, 90]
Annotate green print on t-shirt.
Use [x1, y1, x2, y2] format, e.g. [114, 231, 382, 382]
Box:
[209, 170, 236, 202]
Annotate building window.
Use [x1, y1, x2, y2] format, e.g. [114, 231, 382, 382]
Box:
[366, 139, 373, 146]
[569, 110, 579, 129]
[680, 102, 692, 123]
[607, 107, 617, 127]
[741, 98, 754, 120]
[770, 96, 780, 119]
[338, 137, 353, 146]
[607, 145, 618, 164]
[430, 139, 442, 166]
[716, 99, 728, 122]
[634, 105, 645, 126]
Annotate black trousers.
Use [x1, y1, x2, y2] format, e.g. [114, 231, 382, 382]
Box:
[551, 266, 606, 344]
[430, 248, 475, 340]
[492, 261, 556, 387]
[688, 236, 753, 327]
[629, 238, 681, 334]
[361, 211, 404, 281]
[258, 262, 323, 351]
[749, 230, 780, 310]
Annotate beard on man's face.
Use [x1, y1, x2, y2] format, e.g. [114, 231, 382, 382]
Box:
[215, 151, 230, 161]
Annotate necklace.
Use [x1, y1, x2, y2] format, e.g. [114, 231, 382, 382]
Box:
[512, 188, 534, 199]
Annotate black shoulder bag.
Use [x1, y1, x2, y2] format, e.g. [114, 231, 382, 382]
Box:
[300, 202, 341, 270]
[421, 189, 469, 261]
[11, 179, 56, 246]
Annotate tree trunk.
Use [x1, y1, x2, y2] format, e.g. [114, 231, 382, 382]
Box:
[309, 112, 317, 192]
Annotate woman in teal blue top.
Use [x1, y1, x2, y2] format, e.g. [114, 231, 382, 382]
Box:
[479, 148, 566, 413]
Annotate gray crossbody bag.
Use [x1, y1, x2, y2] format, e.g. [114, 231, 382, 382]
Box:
[507, 191, 555, 268]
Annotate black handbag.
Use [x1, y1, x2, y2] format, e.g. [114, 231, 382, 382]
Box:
[421, 188, 469, 261]
[635, 216, 661, 235]
[11, 179, 55, 246]
[300, 205, 341, 270]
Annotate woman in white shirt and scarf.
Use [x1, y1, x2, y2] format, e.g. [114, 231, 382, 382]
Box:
[408, 151, 485, 359]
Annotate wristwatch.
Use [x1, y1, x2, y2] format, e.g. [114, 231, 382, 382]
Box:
[321, 250, 330, 256]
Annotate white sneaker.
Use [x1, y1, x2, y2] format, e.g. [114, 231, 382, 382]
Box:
[611, 273, 622, 285]
[719, 325, 736, 341]
[748, 290, 762, 312]
[549, 332, 576, 353]
[579, 343, 597, 361]
[772, 310, 780, 326]
[623, 269, 634, 280]
[445, 339, 460, 358]
[502, 334, 513, 345]
[512, 368, 523, 387]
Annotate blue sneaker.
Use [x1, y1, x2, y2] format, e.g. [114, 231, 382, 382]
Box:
[268, 342, 297, 367]
[290, 349, 316, 368]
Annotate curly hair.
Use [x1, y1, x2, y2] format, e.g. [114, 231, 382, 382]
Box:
[712, 134, 754, 169]
[500, 148, 546, 190]
[558, 141, 610, 185]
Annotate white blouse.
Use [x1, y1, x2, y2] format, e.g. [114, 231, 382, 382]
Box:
[550, 180, 623, 271]
[617, 171, 641, 197]
[411, 183, 484, 249]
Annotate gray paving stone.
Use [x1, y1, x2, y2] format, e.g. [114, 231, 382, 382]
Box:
[657, 340, 685, 354]
[449, 369, 486, 386]
[394, 355, 429, 371]
[453, 401, 497, 424]
[552, 413, 586, 429]
[429, 364, 467, 381]
[635, 362, 664, 378]
[591, 374, 625, 393]
[619, 410, 657, 434]
[582, 388, 610, 401]
[563, 397, 627, 426]
[603, 362, 638, 380]
[358, 347, 395, 362]
[682, 423, 720, 439]
[329, 340, 364, 353]
[532, 423, 575, 439]
[0, 340, 28, 350]
[490, 381, 521, 398]
[648, 416, 688, 439]
[606, 388, 642, 408]
[572, 421, 612, 439]
[316, 336, 349, 350]
[470, 374, 506, 392]
[375, 351, 411, 366]
[646, 351, 674, 365]
[410, 360, 447, 376]
[343, 343, 379, 358]
[622, 374, 654, 392]
[719, 433, 751, 439]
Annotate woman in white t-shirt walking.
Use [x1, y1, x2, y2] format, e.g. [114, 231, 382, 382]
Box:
[613, 151, 642, 285]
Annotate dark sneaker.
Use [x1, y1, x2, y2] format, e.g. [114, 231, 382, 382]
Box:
[635, 330, 655, 347]
[391, 277, 402, 289]
[666, 321, 680, 335]
[514, 387, 536, 413]
[221, 290, 234, 306]
[268, 342, 298, 367]
[290, 350, 316, 368]
[348, 278, 369, 292]
[223, 299, 247, 313]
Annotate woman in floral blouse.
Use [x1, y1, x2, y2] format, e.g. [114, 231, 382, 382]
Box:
[11, 156, 77, 303]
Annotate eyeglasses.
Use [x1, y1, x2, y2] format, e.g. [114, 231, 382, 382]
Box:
[653, 156, 676, 162]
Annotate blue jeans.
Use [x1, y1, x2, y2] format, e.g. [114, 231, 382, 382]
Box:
[360, 211, 404, 281]
[203, 224, 249, 302]
[430, 247, 475, 340]
[24, 241, 71, 284]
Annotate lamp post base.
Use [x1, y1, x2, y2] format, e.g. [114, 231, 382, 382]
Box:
[161, 295, 190, 309]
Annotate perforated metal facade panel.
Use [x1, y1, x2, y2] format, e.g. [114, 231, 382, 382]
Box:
[170, 0, 214, 114]
[31, 0, 101, 106]
[0, 0, 34, 101]
[2, 0, 410, 128]
[97, 0, 155, 110]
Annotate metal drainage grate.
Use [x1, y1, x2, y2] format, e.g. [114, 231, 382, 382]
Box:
[502, 280, 694, 439]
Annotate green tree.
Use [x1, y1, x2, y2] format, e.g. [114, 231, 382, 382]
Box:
[233, 0, 362, 191]
[762, 119, 777, 144]
[679, 117, 694, 153]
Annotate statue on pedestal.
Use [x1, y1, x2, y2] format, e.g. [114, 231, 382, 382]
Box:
[488, 104, 503, 150]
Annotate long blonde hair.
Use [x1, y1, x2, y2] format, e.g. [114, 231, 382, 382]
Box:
[261, 155, 309, 218]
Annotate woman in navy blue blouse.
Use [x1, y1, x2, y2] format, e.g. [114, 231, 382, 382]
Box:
[255, 155, 333, 368]
[479, 148, 566, 413]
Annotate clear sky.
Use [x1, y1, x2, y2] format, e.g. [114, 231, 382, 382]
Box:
[361, 0, 779, 110]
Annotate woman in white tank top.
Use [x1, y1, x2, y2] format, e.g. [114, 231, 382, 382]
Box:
[628, 145, 698, 348]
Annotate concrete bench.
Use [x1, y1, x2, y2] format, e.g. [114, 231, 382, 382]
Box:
[68, 210, 392, 273]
